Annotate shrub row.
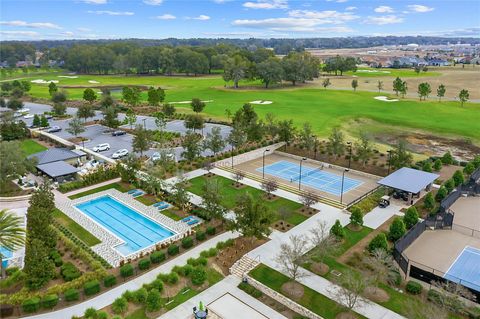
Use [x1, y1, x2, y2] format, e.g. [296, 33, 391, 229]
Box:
[238, 282, 263, 298]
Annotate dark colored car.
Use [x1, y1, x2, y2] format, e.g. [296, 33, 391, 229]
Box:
[112, 130, 126, 136]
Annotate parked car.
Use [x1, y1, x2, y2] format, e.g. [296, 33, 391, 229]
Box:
[150, 151, 176, 162]
[93, 143, 110, 152]
[44, 114, 53, 119]
[112, 130, 126, 136]
[23, 114, 34, 119]
[112, 149, 129, 159]
[18, 108, 30, 114]
[47, 126, 62, 133]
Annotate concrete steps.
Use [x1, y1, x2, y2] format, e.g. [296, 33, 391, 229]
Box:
[230, 255, 260, 279]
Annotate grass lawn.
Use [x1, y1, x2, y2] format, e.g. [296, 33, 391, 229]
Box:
[20, 139, 47, 156]
[125, 308, 148, 319]
[52, 208, 101, 246]
[339, 226, 373, 255]
[160, 209, 182, 221]
[346, 67, 441, 78]
[134, 194, 158, 206]
[187, 175, 306, 225]
[250, 264, 365, 319]
[68, 182, 133, 199]
[24, 74, 480, 143]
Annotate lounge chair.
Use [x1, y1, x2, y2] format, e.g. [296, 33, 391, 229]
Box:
[132, 191, 144, 197]
[187, 219, 199, 226]
[182, 216, 192, 222]
[153, 201, 165, 207]
[157, 203, 170, 210]
[127, 189, 138, 195]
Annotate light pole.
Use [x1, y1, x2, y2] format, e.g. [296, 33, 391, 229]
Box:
[231, 144, 234, 169]
[298, 157, 307, 190]
[387, 150, 393, 175]
[262, 149, 270, 179]
[312, 135, 318, 160]
[347, 141, 352, 169]
[340, 168, 349, 204]
[142, 118, 147, 130]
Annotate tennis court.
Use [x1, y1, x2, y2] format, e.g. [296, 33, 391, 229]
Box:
[444, 246, 480, 292]
[257, 160, 363, 196]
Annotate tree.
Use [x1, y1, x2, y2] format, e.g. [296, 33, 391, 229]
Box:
[349, 206, 363, 228]
[441, 151, 454, 165]
[101, 90, 114, 108]
[297, 122, 315, 152]
[256, 57, 284, 88]
[229, 192, 275, 242]
[330, 219, 345, 239]
[223, 55, 247, 88]
[436, 185, 448, 202]
[433, 159, 442, 171]
[24, 238, 55, 289]
[351, 79, 358, 91]
[368, 233, 388, 253]
[0, 141, 34, 187]
[430, 281, 475, 314]
[388, 217, 406, 241]
[102, 105, 120, 130]
[0, 209, 25, 278]
[393, 77, 403, 96]
[147, 87, 164, 106]
[122, 87, 141, 107]
[184, 114, 204, 134]
[417, 82, 431, 100]
[66, 116, 85, 138]
[125, 108, 137, 129]
[331, 270, 367, 311]
[403, 206, 419, 229]
[132, 125, 151, 157]
[227, 124, 247, 150]
[83, 88, 97, 104]
[191, 98, 206, 113]
[452, 170, 464, 186]
[300, 190, 317, 212]
[233, 170, 245, 186]
[171, 174, 191, 210]
[181, 131, 203, 161]
[162, 103, 175, 117]
[146, 289, 162, 312]
[275, 234, 309, 281]
[422, 161, 433, 172]
[201, 179, 226, 222]
[40, 115, 49, 128]
[328, 127, 345, 159]
[355, 131, 373, 167]
[51, 91, 67, 104]
[322, 78, 331, 89]
[277, 120, 296, 148]
[48, 82, 57, 96]
[309, 221, 340, 267]
[464, 162, 475, 175]
[366, 248, 398, 285]
[458, 89, 469, 107]
[118, 154, 140, 183]
[389, 140, 413, 169]
[52, 103, 66, 116]
[7, 98, 23, 110]
[437, 84, 446, 101]
[261, 179, 278, 199]
[32, 114, 41, 127]
[424, 192, 435, 210]
[77, 104, 95, 123]
[377, 80, 383, 92]
[399, 80, 408, 98]
[203, 127, 225, 156]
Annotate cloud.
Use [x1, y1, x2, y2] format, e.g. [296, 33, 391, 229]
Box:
[0, 30, 39, 38]
[82, 0, 107, 4]
[0, 20, 61, 29]
[374, 6, 394, 13]
[143, 0, 163, 5]
[407, 4, 434, 12]
[155, 14, 176, 20]
[288, 10, 359, 23]
[232, 17, 353, 32]
[77, 27, 92, 32]
[192, 15, 211, 20]
[243, 0, 288, 10]
[345, 6, 357, 11]
[87, 10, 134, 16]
[364, 15, 403, 25]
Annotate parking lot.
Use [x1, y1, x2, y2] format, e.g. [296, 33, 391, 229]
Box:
[8, 102, 232, 160]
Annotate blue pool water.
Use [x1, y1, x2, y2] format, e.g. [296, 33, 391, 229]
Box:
[258, 160, 363, 196]
[75, 195, 175, 256]
[0, 246, 13, 269]
[444, 246, 480, 292]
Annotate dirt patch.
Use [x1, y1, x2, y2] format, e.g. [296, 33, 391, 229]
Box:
[281, 281, 305, 300]
[437, 165, 464, 181]
[214, 236, 267, 275]
[347, 224, 363, 232]
[364, 286, 390, 303]
[311, 262, 330, 276]
[273, 220, 294, 232]
[336, 312, 359, 319]
[297, 207, 319, 217]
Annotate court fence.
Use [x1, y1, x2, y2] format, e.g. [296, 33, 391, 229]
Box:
[452, 223, 480, 239]
[346, 185, 382, 209]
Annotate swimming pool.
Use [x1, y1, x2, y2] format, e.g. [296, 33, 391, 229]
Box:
[258, 160, 363, 196]
[0, 246, 13, 269]
[75, 195, 175, 256]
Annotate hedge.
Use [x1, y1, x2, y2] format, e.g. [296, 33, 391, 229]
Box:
[120, 264, 134, 278]
[22, 297, 40, 313]
[138, 259, 151, 271]
[406, 280, 423, 295]
[41, 294, 59, 309]
[61, 262, 82, 282]
[206, 226, 216, 236]
[190, 267, 207, 285]
[64, 288, 80, 302]
[150, 251, 166, 264]
[195, 231, 206, 241]
[167, 244, 179, 256]
[238, 282, 263, 298]
[104, 274, 117, 287]
[84, 280, 101, 296]
[182, 237, 194, 249]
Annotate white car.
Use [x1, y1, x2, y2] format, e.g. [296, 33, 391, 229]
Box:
[24, 114, 34, 119]
[19, 108, 30, 114]
[150, 151, 175, 162]
[112, 149, 129, 159]
[93, 143, 110, 152]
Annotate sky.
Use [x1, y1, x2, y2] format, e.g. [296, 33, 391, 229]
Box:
[0, 0, 479, 40]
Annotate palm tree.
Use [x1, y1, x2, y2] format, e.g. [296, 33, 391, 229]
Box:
[0, 209, 25, 278]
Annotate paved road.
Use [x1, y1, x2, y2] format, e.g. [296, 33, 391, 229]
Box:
[3, 101, 232, 160]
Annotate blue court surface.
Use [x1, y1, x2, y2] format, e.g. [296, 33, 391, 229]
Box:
[444, 246, 480, 292]
[258, 160, 363, 196]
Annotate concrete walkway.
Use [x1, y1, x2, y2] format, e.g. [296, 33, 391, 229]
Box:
[363, 204, 404, 229]
[64, 177, 122, 197]
[25, 231, 239, 319]
[158, 275, 288, 319]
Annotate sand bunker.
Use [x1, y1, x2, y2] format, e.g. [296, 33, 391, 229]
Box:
[30, 79, 59, 84]
[250, 100, 273, 105]
[58, 76, 78, 79]
[374, 96, 399, 102]
[170, 100, 213, 104]
[88, 80, 100, 84]
[357, 70, 391, 74]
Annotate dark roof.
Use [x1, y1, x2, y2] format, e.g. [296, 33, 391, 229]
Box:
[377, 167, 439, 193]
[28, 148, 81, 165]
[37, 161, 78, 178]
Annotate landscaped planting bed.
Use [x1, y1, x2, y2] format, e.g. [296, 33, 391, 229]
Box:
[67, 181, 133, 199]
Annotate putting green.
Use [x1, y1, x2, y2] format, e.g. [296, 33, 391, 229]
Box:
[24, 74, 480, 142]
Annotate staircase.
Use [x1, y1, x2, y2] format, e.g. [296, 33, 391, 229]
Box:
[230, 255, 260, 279]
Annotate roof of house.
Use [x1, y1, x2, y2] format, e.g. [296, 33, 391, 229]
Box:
[377, 167, 439, 194]
[36, 161, 78, 178]
[28, 148, 81, 165]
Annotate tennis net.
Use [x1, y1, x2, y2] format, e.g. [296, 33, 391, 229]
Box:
[290, 166, 323, 183]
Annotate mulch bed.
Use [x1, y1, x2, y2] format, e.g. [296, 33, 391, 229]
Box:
[214, 236, 267, 275]
[273, 220, 293, 232]
[281, 281, 304, 300]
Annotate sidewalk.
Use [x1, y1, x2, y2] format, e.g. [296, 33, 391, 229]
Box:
[363, 204, 405, 229]
[63, 177, 122, 197]
[25, 231, 239, 319]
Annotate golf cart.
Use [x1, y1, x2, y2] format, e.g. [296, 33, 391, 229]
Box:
[379, 195, 391, 208]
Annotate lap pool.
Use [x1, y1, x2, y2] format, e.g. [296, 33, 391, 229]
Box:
[75, 195, 175, 256]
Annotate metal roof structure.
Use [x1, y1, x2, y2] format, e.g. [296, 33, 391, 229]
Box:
[377, 167, 439, 194]
[36, 161, 78, 178]
[28, 148, 81, 165]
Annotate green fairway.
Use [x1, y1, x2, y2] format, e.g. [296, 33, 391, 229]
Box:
[187, 175, 306, 225]
[20, 139, 47, 156]
[24, 73, 480, 142]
